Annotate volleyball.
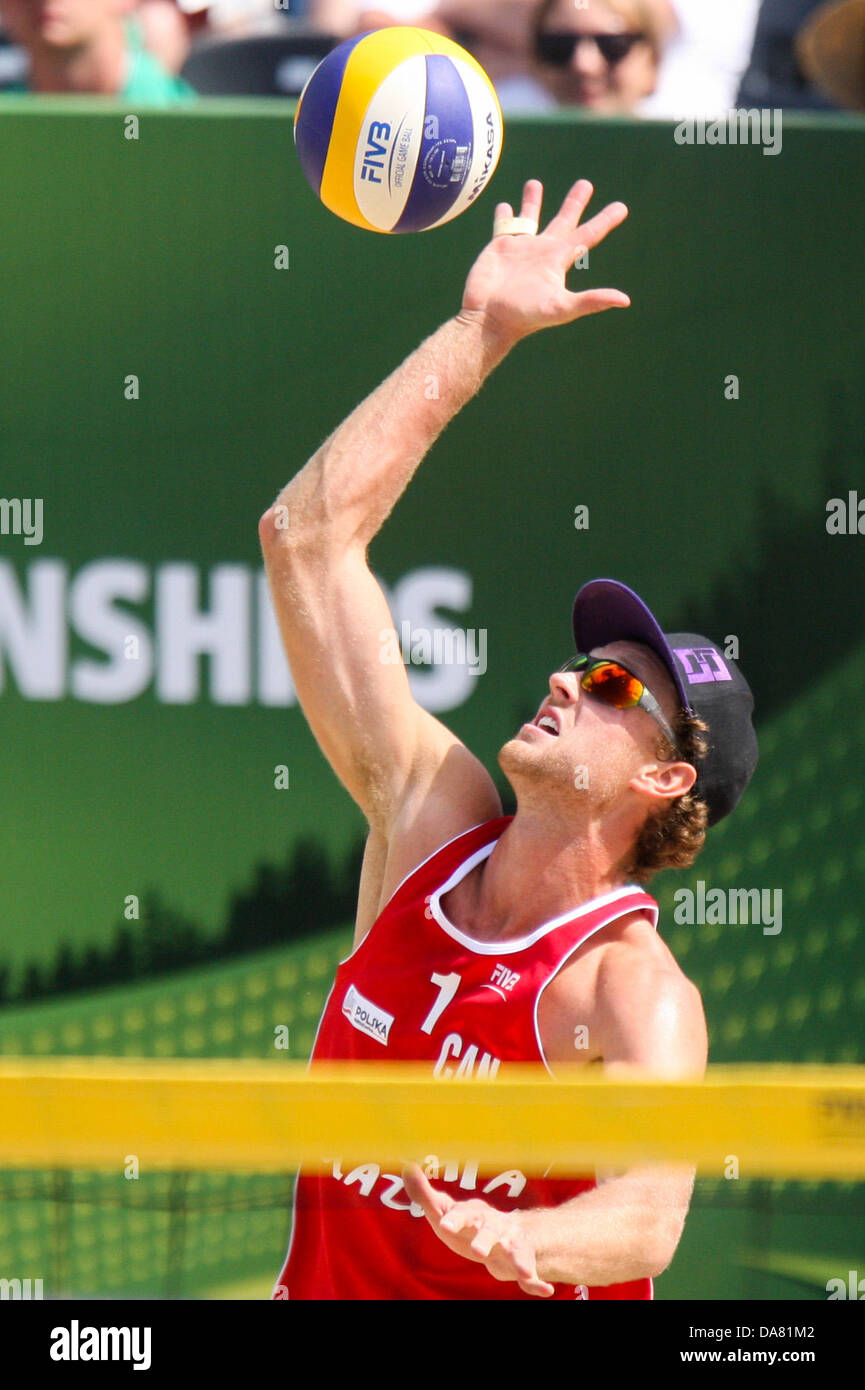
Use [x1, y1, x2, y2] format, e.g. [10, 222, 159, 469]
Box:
[293, 28, 504, 234]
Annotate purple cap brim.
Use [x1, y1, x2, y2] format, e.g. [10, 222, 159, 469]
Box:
[572, 579, 693, 713]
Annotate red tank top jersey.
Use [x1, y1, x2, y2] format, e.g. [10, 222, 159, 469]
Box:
[275, 815, 659, 1301]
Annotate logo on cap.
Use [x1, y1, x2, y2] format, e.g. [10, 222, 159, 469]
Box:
[673, 647, 732, 684]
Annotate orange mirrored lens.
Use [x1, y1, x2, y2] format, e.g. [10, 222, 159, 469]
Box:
[580, 662, 643, 708]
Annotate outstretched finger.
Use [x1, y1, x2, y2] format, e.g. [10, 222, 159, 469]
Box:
[561, 287, 631, 322]
[518, 1273, 557, 1298]
[545, 178, 594, 235]
[519, 178, 544, 227]
[402, 1164, 455, 1221]
[572, 200, 629, 251]
[491, 199, 514, 236]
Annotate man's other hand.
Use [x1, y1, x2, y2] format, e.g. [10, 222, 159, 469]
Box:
[402, 1163, 556, 1297]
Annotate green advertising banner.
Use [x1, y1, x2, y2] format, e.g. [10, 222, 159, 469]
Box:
[1, 101, 864, 1003]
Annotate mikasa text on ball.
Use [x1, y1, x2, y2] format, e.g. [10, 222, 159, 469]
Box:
[294, 27, 504, 234]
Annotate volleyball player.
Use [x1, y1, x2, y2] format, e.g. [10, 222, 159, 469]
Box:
[260, 179, 757, 1299]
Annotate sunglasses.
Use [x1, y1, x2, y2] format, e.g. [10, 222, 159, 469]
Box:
[558, 652, 679, 753]
[535, 31, 647, 68]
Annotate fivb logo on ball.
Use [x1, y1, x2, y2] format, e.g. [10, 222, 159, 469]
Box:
[294, 27, 503, 234]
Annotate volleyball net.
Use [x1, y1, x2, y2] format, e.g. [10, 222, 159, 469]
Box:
[1, 1059, 864, 1300]
[3, 1059, 865, 1176]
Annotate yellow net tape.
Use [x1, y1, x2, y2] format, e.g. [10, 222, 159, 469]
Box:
[1, 1059, 864, 1178]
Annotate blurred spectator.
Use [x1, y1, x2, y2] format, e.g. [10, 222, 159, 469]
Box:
[531, 0, 676, 113]
[309, 0, 676, 112]
[639, 0, 761, 118]
[0, 0, 196, 99]
[796, 0, 865, 110]
[737, 0, 838, 110]
[137, 0, 191, 73]
[308, 2, 448, 40]
[308, 0, 541, 109]
[180, 0, 303, 35]
[435, 0, 552, 109]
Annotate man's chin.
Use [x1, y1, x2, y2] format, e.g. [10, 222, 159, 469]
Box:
[498, 736, 621, 815]
[496, 733, 530, 780]
[498, 728, 537, 760]
[497, 729, 572, 781]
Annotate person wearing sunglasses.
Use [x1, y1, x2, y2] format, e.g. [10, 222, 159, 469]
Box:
[533, 0, 676, 112]
[263, 178, 757, 1302]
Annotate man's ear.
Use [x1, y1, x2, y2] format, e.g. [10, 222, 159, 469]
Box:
[629, 759, 697, 804]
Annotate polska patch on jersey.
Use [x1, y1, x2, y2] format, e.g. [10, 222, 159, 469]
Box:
[342, 984, 394, 1046]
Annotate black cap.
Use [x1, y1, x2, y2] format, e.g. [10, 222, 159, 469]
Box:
[572, 579, 758, 827]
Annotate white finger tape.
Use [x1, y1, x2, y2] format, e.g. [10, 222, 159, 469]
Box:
[492, 215, 539, 237]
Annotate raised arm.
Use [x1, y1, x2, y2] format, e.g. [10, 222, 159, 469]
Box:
[258, 180, 629, 879]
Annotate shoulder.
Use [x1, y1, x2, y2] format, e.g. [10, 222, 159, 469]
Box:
[594, 911, 697, 999]
[598, 921, 707, 1056]
[373, 772, 503, 912]
[542, 911, 707, 1074]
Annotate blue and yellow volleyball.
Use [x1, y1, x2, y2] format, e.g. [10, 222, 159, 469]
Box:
[294, 28, 504, 234]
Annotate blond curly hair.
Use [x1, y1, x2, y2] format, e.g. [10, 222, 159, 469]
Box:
[625, 709, 711, 883]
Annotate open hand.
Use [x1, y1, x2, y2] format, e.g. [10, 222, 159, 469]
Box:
[458, 178, 630, 345]
[402, 1164, 555, 1297]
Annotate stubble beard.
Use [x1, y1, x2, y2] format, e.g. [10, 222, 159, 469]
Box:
[498, 734, 622, 820]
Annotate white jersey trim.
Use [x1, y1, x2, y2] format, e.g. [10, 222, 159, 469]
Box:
[428, 833, 656, 957]
[336, 819, 500, 968]
[532, 898, 659, 1078]
[380, 819, 497, 912]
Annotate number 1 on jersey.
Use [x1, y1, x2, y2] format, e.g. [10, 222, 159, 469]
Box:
[420, 971, 461, 1034]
